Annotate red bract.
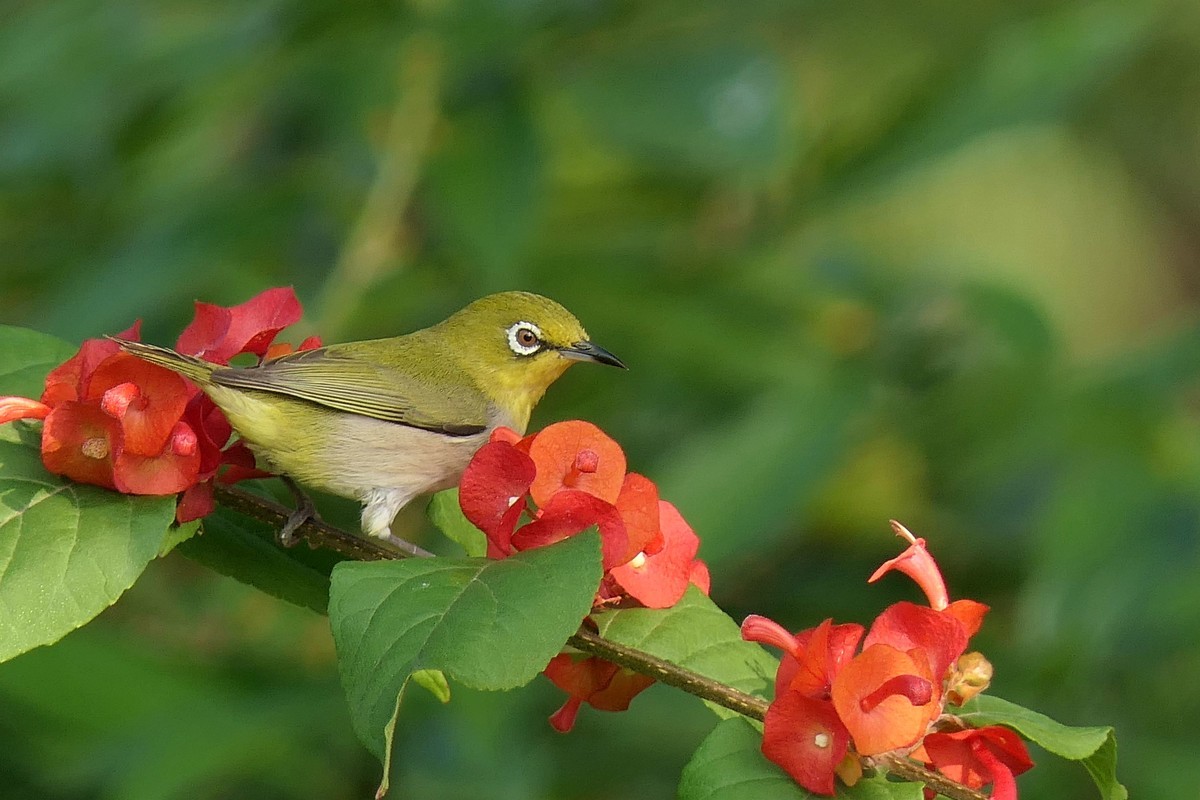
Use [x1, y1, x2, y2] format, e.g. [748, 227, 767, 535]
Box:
[761, 691, 849, 795]
[542, 653, 654, 733]
[513, 489, 629, 569]
[922, 727, 1033, 800]
[175, 286, 303, 363]
[609, 500, 699, 608]
[864, 601, 970, 684]
[1, 287, 314, 523]
[459, 440, 537, 555]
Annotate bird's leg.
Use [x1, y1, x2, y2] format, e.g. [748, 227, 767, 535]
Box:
[278, 475, 322, 547]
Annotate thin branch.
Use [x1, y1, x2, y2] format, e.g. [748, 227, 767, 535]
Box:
[211, 488, 992, 800]
[212, 484, 432, 560]
[566, 628, 770, 721]
[874, 754, 988, 800]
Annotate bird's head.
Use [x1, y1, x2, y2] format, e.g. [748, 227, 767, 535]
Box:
[441, 291, 625, 428]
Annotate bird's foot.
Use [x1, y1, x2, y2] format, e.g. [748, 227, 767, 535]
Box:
[278, 476, 321, 547]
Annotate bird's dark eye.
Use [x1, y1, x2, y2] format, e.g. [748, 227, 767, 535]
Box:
[506, 321, 543, 356]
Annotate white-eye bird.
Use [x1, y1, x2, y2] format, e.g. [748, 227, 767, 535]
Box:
[116, 291, 624, 544]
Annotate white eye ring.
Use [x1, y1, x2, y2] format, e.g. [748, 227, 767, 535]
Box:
[506, 321, 543, 356]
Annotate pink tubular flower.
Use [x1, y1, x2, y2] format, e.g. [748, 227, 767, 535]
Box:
[869, 520, 949, 610]
[0, 396, 50, 424]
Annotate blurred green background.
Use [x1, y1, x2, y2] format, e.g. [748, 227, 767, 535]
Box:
[2, 0, 1197, 797]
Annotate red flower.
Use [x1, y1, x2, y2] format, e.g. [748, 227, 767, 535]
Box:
[741, 617, 866, 794]
[459, 420, 706, 610]
[542, 653, 654, 733]
[1, 287, 317, 523]
[922, 726, 1033, 800]
[740, 526, 1019, 796]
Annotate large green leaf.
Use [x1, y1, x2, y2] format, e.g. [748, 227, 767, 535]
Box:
[0, 325, 179, 662]
[0, 431, 177, 663]
[328, 531, 602, 794]
[679, 717, 923, 800]
[594, 586, 777, 716]
[959, 694, 1126, 800]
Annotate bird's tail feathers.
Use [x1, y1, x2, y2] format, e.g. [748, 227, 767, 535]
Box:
[110, 338, 218, 384]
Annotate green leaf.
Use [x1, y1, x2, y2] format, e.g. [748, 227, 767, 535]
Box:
[594, 586, 777, 717]
[176, 504, 340, 615]
[0, 433, 177, 663]
[959, 694, 1127, 800]
[0, 324, 76, 398]
[678, 717, 807, 800]
[328, 531, 602, 793]
[426, 489, 486, 557]
[679, 717, 923, 800]
[158, 519, 200, 557]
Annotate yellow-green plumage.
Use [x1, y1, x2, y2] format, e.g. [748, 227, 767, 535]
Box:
[117, 291, 623, 540]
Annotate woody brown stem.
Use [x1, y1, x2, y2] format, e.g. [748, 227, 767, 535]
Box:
[212, 487, 990, 800]
[212, 484, 433, 560]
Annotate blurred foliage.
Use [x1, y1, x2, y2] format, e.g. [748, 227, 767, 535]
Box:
[4, 0, 1200, 797]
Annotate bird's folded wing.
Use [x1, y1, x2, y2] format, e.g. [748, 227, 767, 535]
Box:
[209, 350, 488, 436]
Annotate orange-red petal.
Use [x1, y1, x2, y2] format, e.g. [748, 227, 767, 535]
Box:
[614, 472, 662, 559]
[86, 353, 193, 457]
[528, 420, 625, 505]
[0, 396, 51, 424]
[511, 489, 628, 570]
[610, 500, 697, 608]
[113, 421, 202, 494]
[761, 692, 849, 796]
[864, 601, 969, 683]
[830, 643, 939, 755]
[40, 402, 121, 490]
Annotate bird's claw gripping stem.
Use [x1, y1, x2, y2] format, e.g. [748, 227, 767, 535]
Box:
[278, 476, 321, 547]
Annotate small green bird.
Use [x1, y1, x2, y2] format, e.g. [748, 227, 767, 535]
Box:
[117, 291, 624, 544]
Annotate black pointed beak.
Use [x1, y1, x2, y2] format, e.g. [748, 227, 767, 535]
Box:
[559, 340, 627, 369]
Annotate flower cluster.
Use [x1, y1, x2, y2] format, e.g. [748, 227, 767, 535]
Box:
[459, 420, 709, 608]
[0, 288, 318, 522]
[458, 419, 710, 730]
[741, 521, 1032, 798]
